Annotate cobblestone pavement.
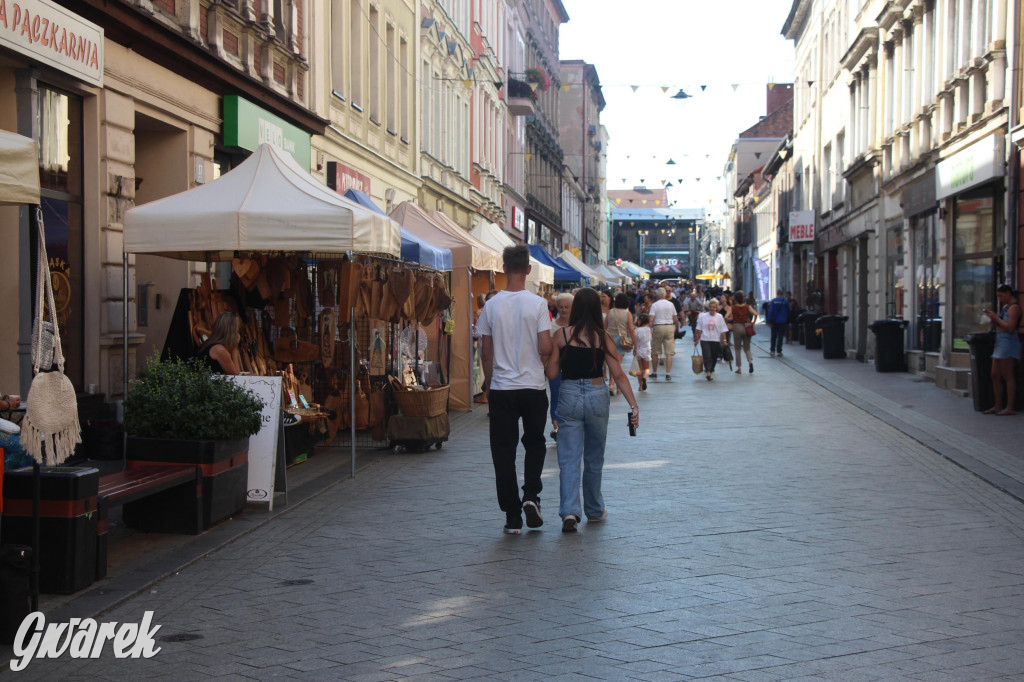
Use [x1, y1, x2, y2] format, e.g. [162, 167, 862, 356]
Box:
[8, 338, 1024, 681]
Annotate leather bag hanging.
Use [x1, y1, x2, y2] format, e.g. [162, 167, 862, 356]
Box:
[21, 207, 82, 465]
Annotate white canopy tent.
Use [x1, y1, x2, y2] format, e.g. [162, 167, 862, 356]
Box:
[594, 263, 631, 287]
[0, 130, 40, 206]
[469, 221, 554, 293]
[125, 143, 401, 260]
[557, 250, 606, 286]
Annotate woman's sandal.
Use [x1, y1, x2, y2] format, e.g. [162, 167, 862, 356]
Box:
[982, 407, 1000, 414]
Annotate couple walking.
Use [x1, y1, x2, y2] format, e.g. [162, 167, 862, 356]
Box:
[478, 246, 639, 534]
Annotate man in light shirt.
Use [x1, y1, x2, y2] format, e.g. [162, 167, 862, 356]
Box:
[478, 246, 554, 534]
[649, 288, 680, 380]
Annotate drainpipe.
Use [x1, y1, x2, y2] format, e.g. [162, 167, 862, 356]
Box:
[1006, 0, 1019, 291]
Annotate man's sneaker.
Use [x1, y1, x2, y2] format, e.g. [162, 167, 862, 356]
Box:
[769, 351, 776, 358]
[561, 515, 579, 533]
[587, 509, 609, 522]
[504, 512, 523, 534]
[650, 373, 657, 379]
[777, 350, 783, 357]
[523, 500, 543, 528]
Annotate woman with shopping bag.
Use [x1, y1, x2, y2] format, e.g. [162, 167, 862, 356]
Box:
[693, 298, 730, 381]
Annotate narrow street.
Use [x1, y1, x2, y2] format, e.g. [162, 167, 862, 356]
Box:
[9, 335, 1024, 681]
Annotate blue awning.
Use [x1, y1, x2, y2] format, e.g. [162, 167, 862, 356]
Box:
[528, 245, 588, 284]
[344, 190, 452, 271]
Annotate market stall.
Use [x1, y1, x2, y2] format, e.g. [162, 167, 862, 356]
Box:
[528, 245, 588, 286]
[558, 250, 606, 286]
[469, 221, 554, 294]
[594, 263, 632, 287]
[390, 202, 502, 410]
[124, 143, 415, 476]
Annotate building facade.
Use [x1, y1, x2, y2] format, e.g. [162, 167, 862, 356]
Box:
[783, 0, 1016, 388]
[559, 60, 605, 263]
[0, 0, 322, 398]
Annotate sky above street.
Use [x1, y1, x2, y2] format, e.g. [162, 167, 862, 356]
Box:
[559, 0, 797, 220]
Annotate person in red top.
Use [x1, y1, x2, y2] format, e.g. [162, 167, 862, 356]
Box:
[726, 291, 759, 374]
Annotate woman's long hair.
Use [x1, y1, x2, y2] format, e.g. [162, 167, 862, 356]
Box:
[199, 311, 240, 354]
[567, 288, 605, 370]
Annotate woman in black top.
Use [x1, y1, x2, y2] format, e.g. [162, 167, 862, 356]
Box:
[195, 311, 242, 375]
[546, 288, 639, 532]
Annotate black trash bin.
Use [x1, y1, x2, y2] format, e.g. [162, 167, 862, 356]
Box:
[818, 315, 849, 359]
[1, 466, 99, 594]
[965, 332, 996, 412]
[800, 312, 823, 350]
[869, 319, 909, 372]
[0, 545, 32, 644]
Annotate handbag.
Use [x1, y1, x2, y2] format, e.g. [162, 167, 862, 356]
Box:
[21, 207, 82, 465]
[745, 323, 756, 337]
[691, 346, 704, 375]
[722, 344, 734, 363]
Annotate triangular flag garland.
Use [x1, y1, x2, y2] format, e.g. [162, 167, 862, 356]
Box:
[562, 83, 571, 91]
[631, 85, 639, 92]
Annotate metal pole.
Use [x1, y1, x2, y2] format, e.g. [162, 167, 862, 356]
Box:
[350, 308, 356, 479]
[122, 251, 129, 468]
[30, 462, 39, 612]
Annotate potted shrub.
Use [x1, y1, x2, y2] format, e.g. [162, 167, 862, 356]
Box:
[123, 355, 264, 531]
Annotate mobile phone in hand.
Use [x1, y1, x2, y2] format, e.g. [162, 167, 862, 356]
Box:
[627, 412, 636, 437]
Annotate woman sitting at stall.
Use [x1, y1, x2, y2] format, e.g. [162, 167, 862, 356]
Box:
[195, 311, 242, 375]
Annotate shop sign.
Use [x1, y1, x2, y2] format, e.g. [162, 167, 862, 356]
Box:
[222, 95, 311, 170]
[227, 375, 283, 510]
[326, 161, 370, 194]
[788, 210, 815, 242]
[512, 205, 524, 233]
[903, 171, 937, 217]
[936, 134, 1004, 200]
[0, 0, 103, 87]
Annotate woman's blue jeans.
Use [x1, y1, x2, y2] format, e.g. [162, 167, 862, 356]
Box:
[555, 378, 610, 520]
[549, 373, 561, 425]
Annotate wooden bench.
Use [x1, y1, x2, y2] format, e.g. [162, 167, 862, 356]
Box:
[95, 465, 202, 579]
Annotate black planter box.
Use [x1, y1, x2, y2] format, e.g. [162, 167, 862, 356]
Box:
[124, 437, 249, 531]
[1, 467, 98, 594]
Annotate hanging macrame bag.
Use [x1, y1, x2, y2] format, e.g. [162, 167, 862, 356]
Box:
[21, 207, 82, 465]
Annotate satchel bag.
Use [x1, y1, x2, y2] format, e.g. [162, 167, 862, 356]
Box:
[691, 346, 704, 375]
[21, 208, 81, 465]
[610, 310, 633, 350]
[745, 323, 756, 337]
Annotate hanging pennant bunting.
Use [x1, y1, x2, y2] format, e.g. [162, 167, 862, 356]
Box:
[731, 84, 739, 92]
[696, 178, 701, 182]
[525, 153, 532, 161]
[700, 85, 707, 91]
[562, 83, 571, 91]
[661, 86, 669, 93]
[621, 178, 627, 183]
[631, 85, 639, 92]
[678, 179, 683, 183]
[768, 82, 775, 90]
[639, 179, 645, 183]
[754, 152, 761, 159]
[615, 197, 621, 204]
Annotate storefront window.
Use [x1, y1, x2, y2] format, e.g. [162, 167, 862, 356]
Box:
[34, 86, 83, 389]
[885, 223, 904, 318]
[913, 216, 940, 351]
[951, 186, 999, 350]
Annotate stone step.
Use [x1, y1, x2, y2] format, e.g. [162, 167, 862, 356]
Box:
[935, 365, 971, 392]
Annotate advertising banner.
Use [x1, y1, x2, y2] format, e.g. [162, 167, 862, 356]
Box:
[643, 250, 689, 278]
[753, 257, 771, 303]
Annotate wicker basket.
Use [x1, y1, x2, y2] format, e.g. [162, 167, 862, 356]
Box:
[391, 383, 450, 418]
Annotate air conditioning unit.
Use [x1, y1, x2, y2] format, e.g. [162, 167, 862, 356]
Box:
[587, 124, 596, 136]
[592, 141, 602, 150]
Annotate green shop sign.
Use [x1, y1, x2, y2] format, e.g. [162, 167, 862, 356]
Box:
[222, 95, 311, 170]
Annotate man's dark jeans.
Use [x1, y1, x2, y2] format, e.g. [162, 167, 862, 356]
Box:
[770, 324, 785, 353]
[489, 388, 549, 516]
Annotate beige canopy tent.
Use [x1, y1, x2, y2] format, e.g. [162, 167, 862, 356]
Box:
[125, 143, 401, 260]
[558, 250, 606, 286]
[124, 143, 403, 478]
[0, 130, 40, 206]
[390, 202, 502, 410]
[469, 221, 554, 293]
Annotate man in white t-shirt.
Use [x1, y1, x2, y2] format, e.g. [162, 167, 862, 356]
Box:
[477, 245, 554, 534]
[649, 287, 679, 380]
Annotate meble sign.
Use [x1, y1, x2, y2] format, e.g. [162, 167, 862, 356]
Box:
[788, 210, 815, 242]
[0, 0, 103, 87]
